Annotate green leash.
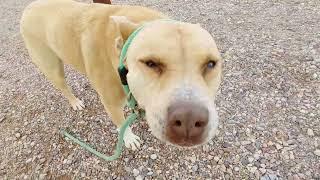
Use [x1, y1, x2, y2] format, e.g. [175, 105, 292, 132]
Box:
[60, 24, 145, 161]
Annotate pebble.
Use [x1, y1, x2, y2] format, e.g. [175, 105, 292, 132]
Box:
[150, 154, 157, 160]
[234, 167, 240, 172]
[192, 165, 198, 172]
[241, 141, 252, 145]
[133, 169, 139, 176]
[307, 129, 314, 136]
[289, 151, 295, 159]
[26, 158, 32, 163]
[314, 149, 320, 156]
[253, 153, 260, 160]
[80, 173, 85, 177]
[312, 73, 318, 79]
[259, 168, 267, 174]
[248, 156, 254, 163]
[0, 116, 5, 123]
[249, 166, 257, 174]
[220, 165, 227, 172]
[135, 175, 143, 180]
[241, 157, 250, 166]
[124, 167, 131, 172]
[275, 143, 283, 150]
[147, 171, 153, 176]
[15, 133, 21, 138]
[214, 156, 220, 162]
[288, 174, 301, 180]
[267, 141, 274, 146]
[39, 158, 46, 164]
[39, 174, 46, 180]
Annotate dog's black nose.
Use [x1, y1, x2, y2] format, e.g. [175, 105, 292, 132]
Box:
[166, 101, 208, 146]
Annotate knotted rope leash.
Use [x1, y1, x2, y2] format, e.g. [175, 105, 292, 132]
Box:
[60, 25, 145, 161]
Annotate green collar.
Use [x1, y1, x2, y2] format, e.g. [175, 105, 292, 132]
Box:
[117, 25, 145, 109]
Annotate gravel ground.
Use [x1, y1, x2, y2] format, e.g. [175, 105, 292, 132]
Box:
[0, 0, 319, 179]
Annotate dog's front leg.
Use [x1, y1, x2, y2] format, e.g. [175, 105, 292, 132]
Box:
[81, 40, 141, 150]
[89, 72, 142, 150]
[100, 97, 142, 151]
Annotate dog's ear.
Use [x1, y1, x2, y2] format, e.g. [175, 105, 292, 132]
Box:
[110, 16, 139, 40]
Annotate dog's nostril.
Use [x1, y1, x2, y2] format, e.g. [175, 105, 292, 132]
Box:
[195, 121, 201, 127]
[174, 120, 182, 127]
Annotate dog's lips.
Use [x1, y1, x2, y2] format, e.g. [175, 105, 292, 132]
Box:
[165, 136, 206, 148]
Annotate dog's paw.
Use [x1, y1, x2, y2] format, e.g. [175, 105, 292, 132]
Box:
[70, 98, 85, 110]
[120, 127, 142, 151]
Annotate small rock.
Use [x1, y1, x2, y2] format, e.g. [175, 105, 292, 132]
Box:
[192, 165, 198, 172]
[241, 141, 251, 145]
[30, 142, 35, 147]
[214, 156, 220, 162]
[289, 151, 295, 159]
[249, 166, 257, 174]
[39, 174, 46, 180]
[298, 173, 306, 179]
[111, 129, 118, 134]
[248, 156, 254, 163]
[26, 158, 32, 163]
[39, 158, 46, 164]
[147, 171, 153, 176]
[124, 167, 131, 172]
[245, 144, 256, 153]
[150, 154, 157, 160]
[275, 143, 283, 150]
[307, 129, 314, 136]
[80, 173, 85, 177]
[15, 133, 21, 138]
[0, 116, 5, 123]
[314, 149, 320, 156]
[133, 169, 139, 176]
[259, 168, 266, 174]
[268, 174, 278, 180]
[312, 73, 318, 79]
[267, 141, 274, 146]
[234, 167, 240, 172]
[253, 153, 260, 160]
[124, 158, 130, 163]
[241, 157, 250, 166]
[220, 165, 227, 172]
[135, 175, 143, 180]
[288, 174, 301, 180]
[222, 142, 232, 148]
[287, 139, 295, 145]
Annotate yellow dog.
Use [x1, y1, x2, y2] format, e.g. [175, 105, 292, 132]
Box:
[20, 0, 222, 149]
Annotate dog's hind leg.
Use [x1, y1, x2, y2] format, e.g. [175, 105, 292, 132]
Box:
[22, 34, 85, 110]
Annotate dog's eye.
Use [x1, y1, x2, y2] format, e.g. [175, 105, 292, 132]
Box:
[143, 60, 163, 74]
[145, 60, 158, 68]
[206, 61, 216, 69]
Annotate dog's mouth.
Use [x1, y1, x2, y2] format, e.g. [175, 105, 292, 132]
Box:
[165, 128, 208, 148]
[166, 138, 206, 148]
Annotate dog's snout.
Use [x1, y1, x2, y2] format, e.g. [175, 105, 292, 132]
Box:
[166, 101, 208, 146]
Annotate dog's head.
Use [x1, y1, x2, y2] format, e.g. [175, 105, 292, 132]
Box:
[112, 16, 222, 147]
